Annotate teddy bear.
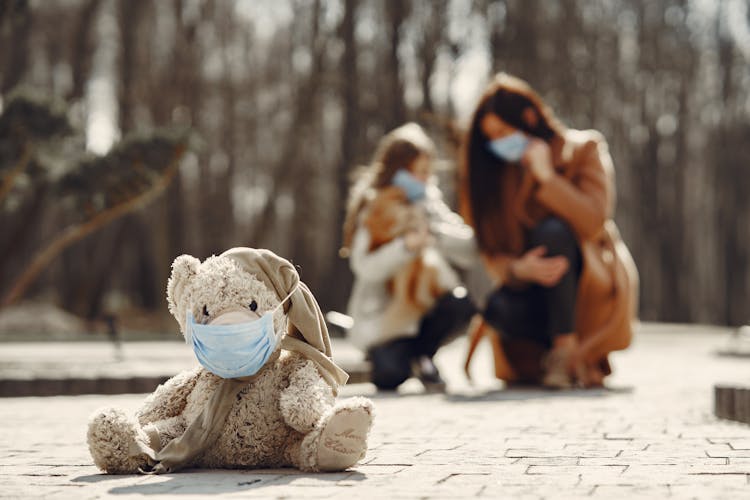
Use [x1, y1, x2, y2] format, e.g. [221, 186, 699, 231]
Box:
[87, 247, 374, 474]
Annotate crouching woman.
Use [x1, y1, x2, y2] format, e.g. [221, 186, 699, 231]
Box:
[461, 74, 639, 388]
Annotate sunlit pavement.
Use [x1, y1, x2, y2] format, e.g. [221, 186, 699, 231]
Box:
[1, 324, 749, 499]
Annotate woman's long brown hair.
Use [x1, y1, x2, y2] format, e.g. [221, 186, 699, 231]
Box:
[459, 73, 566, 255]
[340, 123, 435, 256]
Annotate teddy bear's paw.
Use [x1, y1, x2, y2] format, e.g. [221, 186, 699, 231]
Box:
[316, 400, 374, 472]
[87, 407, 151, 474]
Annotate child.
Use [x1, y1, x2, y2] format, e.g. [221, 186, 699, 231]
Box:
[341, 123, 476, 391]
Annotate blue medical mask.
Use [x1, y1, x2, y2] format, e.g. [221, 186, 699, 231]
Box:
[392, 169, 426, 202]
[486, 132, 529, 163]
[184, 289, 295, 379]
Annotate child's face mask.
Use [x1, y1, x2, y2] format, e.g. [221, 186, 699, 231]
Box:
[487, 132, 529, 163]
[392, 169, 426, 202]
[184, 288, 295, 379]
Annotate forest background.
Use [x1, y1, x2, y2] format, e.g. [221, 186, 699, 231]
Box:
[1, 0, 748, 334]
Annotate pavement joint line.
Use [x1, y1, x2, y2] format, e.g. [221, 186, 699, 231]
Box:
[687, 472, 750, 476]
[435, 473, 455, 485]
[603, 434, 634, 440]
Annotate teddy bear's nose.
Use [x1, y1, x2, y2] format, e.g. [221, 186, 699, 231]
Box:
[209, 309, 260, 326]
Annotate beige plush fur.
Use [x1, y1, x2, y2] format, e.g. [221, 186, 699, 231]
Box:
[87, 253, 374, 474]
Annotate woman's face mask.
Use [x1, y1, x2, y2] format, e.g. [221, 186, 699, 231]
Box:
[486, 132, 529, 163]
[184, 288, 295, 379]
[392, 169, 426, 202]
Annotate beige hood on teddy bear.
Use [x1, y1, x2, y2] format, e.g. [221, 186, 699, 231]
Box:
[221, 247, 349, 390]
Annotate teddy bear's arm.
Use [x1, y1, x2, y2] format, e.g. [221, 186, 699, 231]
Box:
[279, 360, 335, 434]
[142, 414, 188, 450]
[136, 367, 201, 425]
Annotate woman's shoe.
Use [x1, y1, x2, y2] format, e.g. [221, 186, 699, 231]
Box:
[576, 363, 605, 388]
[541, 348, 574, 389]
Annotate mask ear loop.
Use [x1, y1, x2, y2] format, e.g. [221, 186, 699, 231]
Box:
[184, 312, 195, 345]
[274, 283, 298, 312]
[271, 284, 299, 343]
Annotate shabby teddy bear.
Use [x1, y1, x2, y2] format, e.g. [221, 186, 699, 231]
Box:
[87, 247, 374, 474]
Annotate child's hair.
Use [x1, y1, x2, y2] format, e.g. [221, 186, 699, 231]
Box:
[340, 123, 435, 256]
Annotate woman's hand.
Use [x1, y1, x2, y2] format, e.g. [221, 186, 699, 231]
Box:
[511, 246, 569, 287]
[522, 138, 554, 183]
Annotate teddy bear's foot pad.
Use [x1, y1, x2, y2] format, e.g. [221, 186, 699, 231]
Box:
[317, 406, 371, 471]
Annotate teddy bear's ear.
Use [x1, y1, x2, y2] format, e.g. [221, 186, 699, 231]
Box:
[167, 254, 200, 321]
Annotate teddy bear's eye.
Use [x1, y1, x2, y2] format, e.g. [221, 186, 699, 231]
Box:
[249, 300, 258, 312]
[202, 305, 209, 317]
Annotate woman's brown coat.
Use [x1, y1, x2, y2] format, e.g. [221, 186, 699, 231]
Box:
[466, 129, 639, 382]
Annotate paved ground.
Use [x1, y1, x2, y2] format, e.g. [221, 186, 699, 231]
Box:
[1, 323, 749, 499]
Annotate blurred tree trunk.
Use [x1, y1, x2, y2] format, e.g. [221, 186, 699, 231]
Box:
[383, 0, 408, 128]
[289, 0, 326, 288]
[205, 3, 238, 256]
[1, 0, 31, 93]
[416, 0, 447, 115]
[163, 0, 201, 258]
[68, 0, 101, 101]
[665, 68, 691, 322]
[117, 0, 147, 133]
[715, 5, 749, 325]
[328, 0, 360, 312]
[491, 0, 541, 82]
[0, 181, 46, 287]
[633, 1, 661, 320]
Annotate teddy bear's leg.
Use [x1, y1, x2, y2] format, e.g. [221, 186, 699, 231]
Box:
[87, 407, 153, 474]
[295, 397, 374, 472]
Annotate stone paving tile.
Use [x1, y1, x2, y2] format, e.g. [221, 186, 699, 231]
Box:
[527, 465, 628, 476]
[506, 447, 621, 459]
[2, 325, 750, 498]
[578, 455, 729, 466]
[589, 485, 671, 498]
[513, 456, 579, 466]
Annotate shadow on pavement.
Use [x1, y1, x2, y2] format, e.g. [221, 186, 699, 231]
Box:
[363, 389, 441, 400]
[72, 469, 366, 495]
[444, 385, 634, 403]
[72, 474, 136, 483]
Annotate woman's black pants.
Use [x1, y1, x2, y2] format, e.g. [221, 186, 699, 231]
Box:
[368, 288, 476, 390]
[483, 217, 582, 349]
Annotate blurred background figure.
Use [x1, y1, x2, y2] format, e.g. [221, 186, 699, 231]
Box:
[340, 123, 475, 391]
[461, 73, 638, 389]
[0, 0, 748, 343]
